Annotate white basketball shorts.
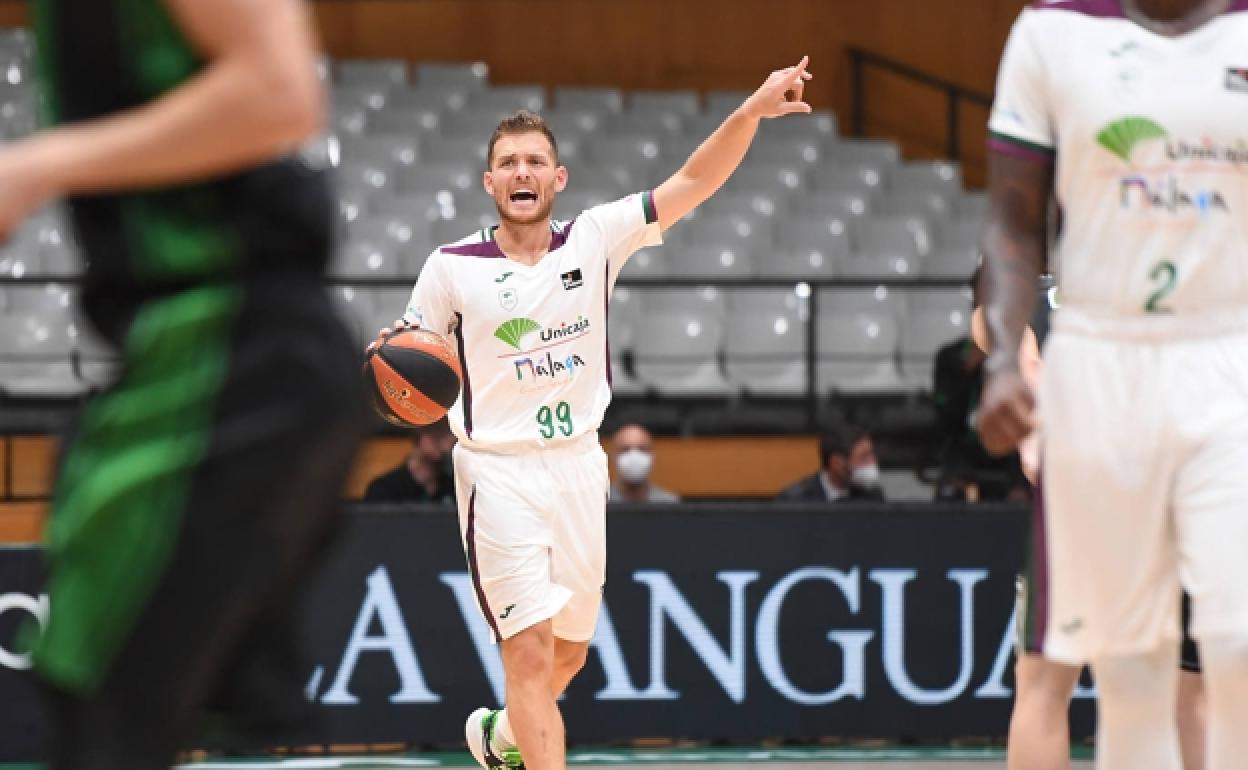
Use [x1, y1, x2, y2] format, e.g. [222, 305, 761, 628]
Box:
[452, 433, 609, 643]
[1039, 310, 1248, 663]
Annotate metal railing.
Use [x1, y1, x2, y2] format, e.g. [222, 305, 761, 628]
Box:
[847, 47, 992, 166]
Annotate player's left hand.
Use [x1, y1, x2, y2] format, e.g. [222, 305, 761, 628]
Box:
[0, 146, 54, 242]
[741, 55, 813, 120]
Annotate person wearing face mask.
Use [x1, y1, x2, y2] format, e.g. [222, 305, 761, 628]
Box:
[608, 424, 679, 503]
[777, 425, 885, 502]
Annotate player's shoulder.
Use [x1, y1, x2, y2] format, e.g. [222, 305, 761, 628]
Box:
[432, 226, 505, 262]
[577, 191, 652, 227]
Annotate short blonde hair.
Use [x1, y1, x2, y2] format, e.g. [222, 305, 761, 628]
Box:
[486, 110, 560, 168]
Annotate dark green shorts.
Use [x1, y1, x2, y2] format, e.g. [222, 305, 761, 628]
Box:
[33, 278, 365, 767]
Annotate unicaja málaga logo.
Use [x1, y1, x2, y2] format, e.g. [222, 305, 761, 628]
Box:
[1097, 116, 1167, 162]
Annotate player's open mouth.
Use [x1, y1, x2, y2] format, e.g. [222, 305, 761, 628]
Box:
[509, 190, 538, 204]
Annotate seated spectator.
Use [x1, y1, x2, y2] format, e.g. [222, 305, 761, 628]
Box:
[365, 419, 456, 503]
[609, 423, 679, 503]
[930, 268, 1030, 502]
[777, 425, 885, 502]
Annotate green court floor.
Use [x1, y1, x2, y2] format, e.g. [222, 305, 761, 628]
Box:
[1, 746, 1097, 770]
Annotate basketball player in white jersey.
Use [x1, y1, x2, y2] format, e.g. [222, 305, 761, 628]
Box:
[978, 1, 1248, 768]
[972, 288, 1206, 770]
[371, 58, 812, 770]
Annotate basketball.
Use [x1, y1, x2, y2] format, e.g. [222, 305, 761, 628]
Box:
[364, 327, 463, 427]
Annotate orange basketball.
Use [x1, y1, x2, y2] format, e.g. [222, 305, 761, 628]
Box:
[364, 328, 463, 427]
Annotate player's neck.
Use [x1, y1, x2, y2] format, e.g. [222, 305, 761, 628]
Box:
[1124, 0, 1230, 33]
[494, 220, 554, 266]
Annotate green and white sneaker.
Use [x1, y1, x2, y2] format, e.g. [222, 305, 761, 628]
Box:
[465, 707, 524, 770]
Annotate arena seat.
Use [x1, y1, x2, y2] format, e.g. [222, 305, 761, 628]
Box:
[340, 134, 421, 168]
[628, 89, 700, 117]
[825, 138, 901, 166]
[617, 247, 670, 279]
[794, 190, 874, 219]
[763, 218, 851, 278]
[335, 59, 408, 88]
[633, 311, 730, 396]
[552, 86, 624, 113]
[412, 61, 489, 89]
[816, 309, 903, 392]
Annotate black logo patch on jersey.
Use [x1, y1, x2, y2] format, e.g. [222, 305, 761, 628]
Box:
[1226, 68, 1248, 93]
[561, 268, 583, 290]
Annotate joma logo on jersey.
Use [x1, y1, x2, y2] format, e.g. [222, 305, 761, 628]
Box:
[1120, 176, 1229, 217]
[494, 317, 591, 351]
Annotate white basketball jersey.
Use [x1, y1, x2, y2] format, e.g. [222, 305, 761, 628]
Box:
[990, 1, 1248, 319]
[403, 192, 661, 454]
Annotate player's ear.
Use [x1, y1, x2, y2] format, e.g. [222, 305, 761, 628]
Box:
[554, 164, 568, 193]
[483, 169, 496, 196]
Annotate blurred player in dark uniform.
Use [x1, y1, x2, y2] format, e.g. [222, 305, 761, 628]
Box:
[2, 1, 365, 767]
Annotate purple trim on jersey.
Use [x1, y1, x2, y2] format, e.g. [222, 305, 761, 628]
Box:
[1030, 471, 1051, 655]
[551, 218, 576, 251]
[604, 261, 613, 387]
[990, 134, 1056, 165]
[455, 312, 473, 437]
[1030, 0, 1124, 18]
[642, 190, 659, 225]
[465, 487, 502, 643]
[1231, 0, 1248, 12]
[441, 239, 506, 258]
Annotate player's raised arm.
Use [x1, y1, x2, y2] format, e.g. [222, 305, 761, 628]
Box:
[651, 56, 812, 232]
[0, 0, 323, 238]
[975, 151, 1053, 455]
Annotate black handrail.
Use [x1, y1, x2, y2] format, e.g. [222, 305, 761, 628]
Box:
[847, 47, 993, 164]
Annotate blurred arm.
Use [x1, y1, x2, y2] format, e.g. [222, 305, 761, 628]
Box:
[978, 151, 1053, 375]
[7, 0, 323, 205]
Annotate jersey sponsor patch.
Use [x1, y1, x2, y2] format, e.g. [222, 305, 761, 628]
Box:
[1227, 67, 1248, 93]
[561, 268, 583, 290]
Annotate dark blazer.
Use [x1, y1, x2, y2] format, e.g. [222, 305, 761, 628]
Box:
[776, 473, 886, 503]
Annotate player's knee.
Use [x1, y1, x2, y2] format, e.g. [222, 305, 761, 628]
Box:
[503, 633, 555, 683]
[1014, 655, 1079, 712]
[556, 642, 589, 676]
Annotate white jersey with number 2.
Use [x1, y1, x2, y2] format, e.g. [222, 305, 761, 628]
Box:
[989, 0, 1248, 322]
[403, 192, 661, 454]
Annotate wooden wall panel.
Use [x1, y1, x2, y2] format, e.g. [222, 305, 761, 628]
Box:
[0, 502, 45, 544]
[11, 437, 54, 498]
[1, 0, 1025, 178]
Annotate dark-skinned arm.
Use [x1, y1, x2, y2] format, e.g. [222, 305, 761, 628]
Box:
[975, 150, 1054, 455]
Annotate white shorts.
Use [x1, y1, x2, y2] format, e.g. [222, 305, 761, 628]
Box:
[1039, 316, 1248, 663]
[452, 434, 609, 643]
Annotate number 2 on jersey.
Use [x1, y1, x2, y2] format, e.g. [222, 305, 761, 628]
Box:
[1145, 260, 1177, 314]
[536, 401, 574, 439]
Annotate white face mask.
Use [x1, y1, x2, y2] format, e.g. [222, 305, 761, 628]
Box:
[851, 463, 881, 488]
[616, 448, 653, 484]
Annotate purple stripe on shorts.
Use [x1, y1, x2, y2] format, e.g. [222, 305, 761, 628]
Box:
[1031, 470, 1050, 653]
[466, 487, 502, 643]
[455, 312, 473, 438]
[604, 261, 613, 387]
[989, 135, 1056, 165]
[1031, 0, 1124, 18]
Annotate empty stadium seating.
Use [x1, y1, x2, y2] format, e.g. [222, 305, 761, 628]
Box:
[0, 51, 988, 403]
